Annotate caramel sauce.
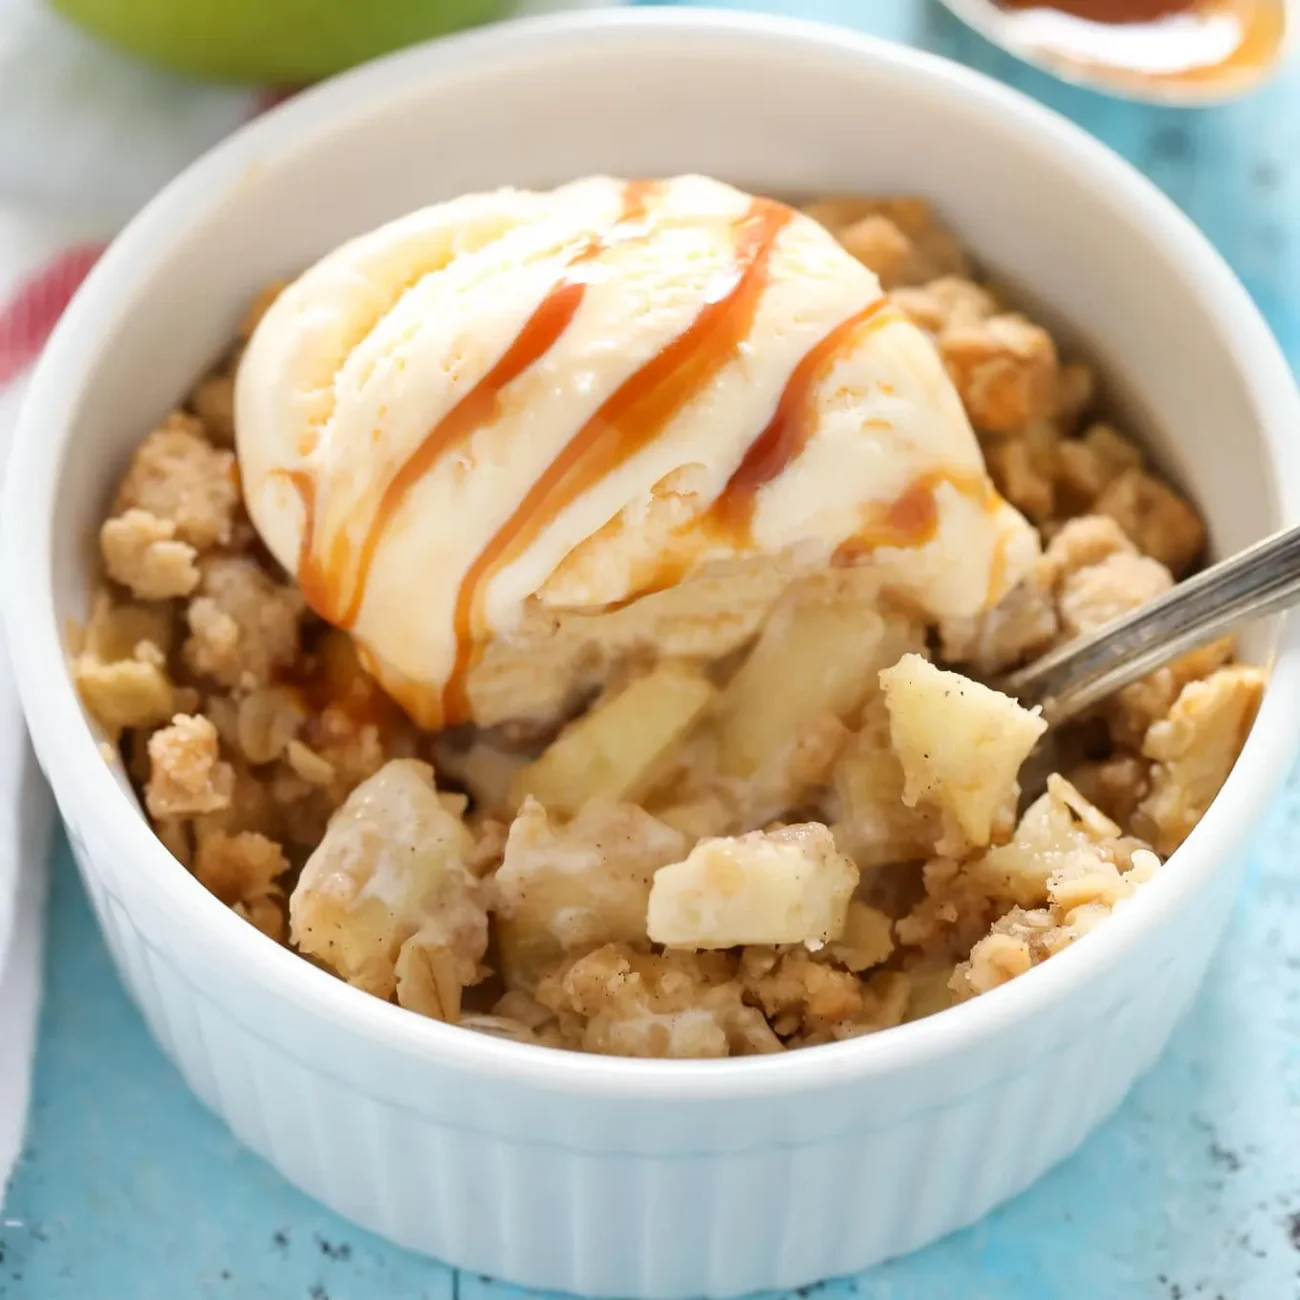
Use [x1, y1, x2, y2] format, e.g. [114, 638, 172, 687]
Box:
[994, 0, 1283, 91]
[355, 646, 446, 732]
[291, 628, 400, 733]
[984, 513, 1013, 609]
[1000, 0, 1194, 17]
[332, 282, 586, 626]
[832, 469, 990, 565]
[288, 180, 659, 628]
[267, 476, 400, 729]
[707, 298, 896, 543]
[610, 298, 903, 604]
[440, 197, 796, 723]
[279, 468, 334, 617]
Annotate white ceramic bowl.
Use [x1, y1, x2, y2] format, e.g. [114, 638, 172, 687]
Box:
[4, 10, 1299, 1296]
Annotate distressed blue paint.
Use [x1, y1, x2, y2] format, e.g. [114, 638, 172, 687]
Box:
[4, 4, 1300, 1297]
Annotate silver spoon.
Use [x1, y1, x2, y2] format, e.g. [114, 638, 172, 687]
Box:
[1002, 519, 1300, 726]
[937, 0, 1289, 105]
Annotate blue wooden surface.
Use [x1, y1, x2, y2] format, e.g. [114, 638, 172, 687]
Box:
[5, 4, 1300, 1297]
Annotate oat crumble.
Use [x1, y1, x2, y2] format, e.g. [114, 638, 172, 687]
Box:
[75, 193, 1259, 1058]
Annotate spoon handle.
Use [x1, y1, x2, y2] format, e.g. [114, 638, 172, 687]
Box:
[1000, 521, 1300, 725]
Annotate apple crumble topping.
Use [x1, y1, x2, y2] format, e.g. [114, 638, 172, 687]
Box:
[75, 193, 1259, 1058]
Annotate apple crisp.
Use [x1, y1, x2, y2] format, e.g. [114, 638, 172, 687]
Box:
[76, 192, 1262, 1057]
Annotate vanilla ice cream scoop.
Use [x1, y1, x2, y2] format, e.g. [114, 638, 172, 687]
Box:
[236, 175, 1037, 728]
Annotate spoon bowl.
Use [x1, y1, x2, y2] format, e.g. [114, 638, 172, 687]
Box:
[1001, 519, 1300, 802]
[1001, 519, 1300, 725]
[938, 0, 1289, 103]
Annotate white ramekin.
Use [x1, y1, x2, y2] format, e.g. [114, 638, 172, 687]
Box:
[4, 11, 1299, 1297]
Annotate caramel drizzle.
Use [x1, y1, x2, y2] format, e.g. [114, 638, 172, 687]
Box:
[707, 297, 896, 542]
[608, 298, 902, 604]
[281, 468, 321, 601]
[441, 197, 795, 723]
[290, 179, 659, 626]
[995, 0, 1283, 88]
[999, 0, 1193, 19]
[832, 468, 993, 564]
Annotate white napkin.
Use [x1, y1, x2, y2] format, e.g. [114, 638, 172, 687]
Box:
[0, 642, 48, 1203]
[0, 0, 257, 1207]
[0, 4, 265, 1168]
[0, 204, 119, 1201]
[0, 0, 616, 1207]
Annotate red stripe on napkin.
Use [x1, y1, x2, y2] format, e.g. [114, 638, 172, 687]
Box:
[0, 245, 105, 387]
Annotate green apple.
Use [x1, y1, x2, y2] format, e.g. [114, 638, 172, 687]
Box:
[51, 0, 510, 83]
